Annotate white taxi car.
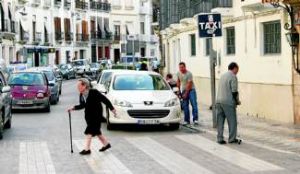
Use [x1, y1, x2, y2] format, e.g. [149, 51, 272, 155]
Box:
[92, 70, 181, 130]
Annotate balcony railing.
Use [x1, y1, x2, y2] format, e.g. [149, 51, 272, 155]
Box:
[65, 32, 73, 42]
[212, 0, 233, 8]
[20, 31, 29, 43]
[75, 0, 88, 10]
[113, 34, 121, 41]
[76, 33, 89, 42]
[33, 32, 42, 44]
[2, 20, 16, 33]
[54, 0, 62, 7]
[32, 0, 41, 6]
[91, 31, 112, 41]
[64, 0, 71, 9]
[90, 1, 111, 12]
[55, 32, 64, 41]
[43, 0, 51, 8]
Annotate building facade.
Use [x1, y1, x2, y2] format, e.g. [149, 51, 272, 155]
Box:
[160, 0, 300, 124]
[14, 0, 112, 67]
[0, 0, 16, 65]
[109, 0, 159, 63]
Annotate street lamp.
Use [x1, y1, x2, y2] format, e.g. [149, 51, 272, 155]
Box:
[270, 2, 300, 74]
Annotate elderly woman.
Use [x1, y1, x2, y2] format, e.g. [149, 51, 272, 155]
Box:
[68, 78, 116, 155]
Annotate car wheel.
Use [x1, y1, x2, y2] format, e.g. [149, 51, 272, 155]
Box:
[0, 116, 3, 140]
[169, 123, 180, 130]
[4, 106, 12, 129]
[106, 108, 113, 130]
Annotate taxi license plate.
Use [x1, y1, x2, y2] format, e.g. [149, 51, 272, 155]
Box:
[137, 120, 160, 125]
[17, 100, 33, 105]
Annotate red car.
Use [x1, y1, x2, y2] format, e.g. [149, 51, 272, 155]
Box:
[8, 71, 51, 112]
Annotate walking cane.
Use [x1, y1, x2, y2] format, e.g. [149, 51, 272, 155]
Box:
[68, 111, 74, 153]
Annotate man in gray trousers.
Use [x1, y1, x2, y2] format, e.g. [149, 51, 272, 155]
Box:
[216, 62, 241, 145]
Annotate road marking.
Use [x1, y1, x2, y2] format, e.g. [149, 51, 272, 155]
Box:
[19, 142, 56, 174]
[126, 137, 214, 174]
[204, 128, 298, 155]
[176, 135, 284, 172]
[74, 140, 132, 174]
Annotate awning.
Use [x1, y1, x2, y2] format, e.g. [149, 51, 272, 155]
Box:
[8, 6, 12, 20]
[20, 20, 29, 32]
[126, 23, 134, 35]
[97, 23, 102, 38]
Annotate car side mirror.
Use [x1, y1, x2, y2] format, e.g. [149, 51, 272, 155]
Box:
[94, 84, 107, 94]
[1, 86, 10, 93]
[49, 82, 55, 87]
[91, 81, 97, 87]
[172, 87, 179, 93]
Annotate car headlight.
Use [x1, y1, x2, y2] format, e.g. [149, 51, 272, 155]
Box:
[37, 92, 45, 98]
[164, 98, 180, 107]
[114, 99, 133, 107]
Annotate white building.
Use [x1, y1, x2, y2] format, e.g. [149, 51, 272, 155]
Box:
[109, 0, 159, 63]
[15, 0, 112, 67]
[0, 0, 16, 65]
[160, 0, 300, 124]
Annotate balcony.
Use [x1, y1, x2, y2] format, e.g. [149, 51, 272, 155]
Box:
[65, 32, 73, 42]
[64, 0, 71, 9]
[1, 20, 16, 39]
[43, 0, 51, 8]
[18, 0, 27, 5]
[90, 1, 111, 12]
[113, 34, 121, 41]
[241, 0, 276, 12]
[54, 0, 61, 8]
[32, 32, 42, 45]
[91, 31, 112, 41]
[76, 33, 89, 42]
[75, 0, 88, 10]
[31, 0, 41, 6]
[55, 32, 64, 42]
[19, 31, 29, 44]
[211, 0, 233, 17]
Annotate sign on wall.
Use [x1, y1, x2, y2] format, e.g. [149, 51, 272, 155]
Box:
[198, 13, 222, 38]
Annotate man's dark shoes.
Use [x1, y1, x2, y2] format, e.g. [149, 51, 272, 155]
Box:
[79, 150, 91, 155]
[217, 140, 227, 145]
[229, 139, 242, 144]
[99, 143, 111, 152]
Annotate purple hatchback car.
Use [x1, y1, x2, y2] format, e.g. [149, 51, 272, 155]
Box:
[8, 71, 51, 112]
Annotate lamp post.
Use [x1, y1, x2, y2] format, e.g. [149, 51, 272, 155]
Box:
[270, 2, 300, 74]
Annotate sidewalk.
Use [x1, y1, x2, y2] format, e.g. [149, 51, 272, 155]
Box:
[197, 104, 300, 155]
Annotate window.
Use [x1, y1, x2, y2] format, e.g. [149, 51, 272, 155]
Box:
[263, 21, 281, 54]
[140, 22, 145, 34]
[205, 38, 212, 56]
[190, 34, 196, 56]
[226, 27, 235, 55]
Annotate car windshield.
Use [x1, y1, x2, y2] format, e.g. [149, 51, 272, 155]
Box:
[113, 74, 170, 90]
[91, 63, 99, 68]
[8, 72, 45, 86]
[42, 71, 55, 81]
[73, 61, 84, 66]
[60, 64, 68, 70]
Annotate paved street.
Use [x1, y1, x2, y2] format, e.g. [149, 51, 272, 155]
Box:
[0, 79, 300, 174]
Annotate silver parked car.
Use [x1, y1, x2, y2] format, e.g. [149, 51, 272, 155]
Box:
[0, 70, 13, 139]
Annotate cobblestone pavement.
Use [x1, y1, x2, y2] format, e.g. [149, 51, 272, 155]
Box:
[0, 80, 300, 174]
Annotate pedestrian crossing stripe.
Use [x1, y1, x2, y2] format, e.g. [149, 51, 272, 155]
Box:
[176, 135, 284, 172]
[126, 137, 215, 174]
[18, 136, 287, 174]
[19, 142, 56, 174]
[73, 140, 132, 174]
